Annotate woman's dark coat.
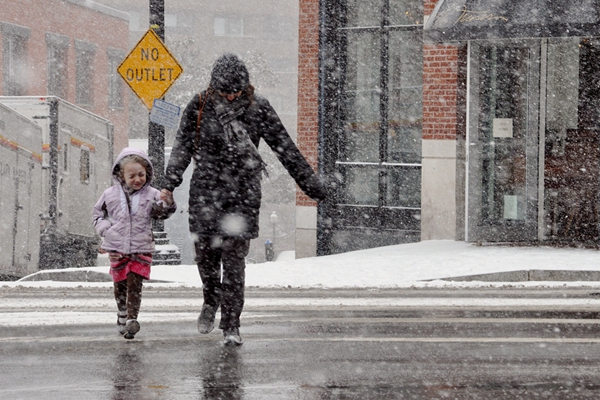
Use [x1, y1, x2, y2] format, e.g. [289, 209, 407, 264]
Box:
[164, 91, 326, 239]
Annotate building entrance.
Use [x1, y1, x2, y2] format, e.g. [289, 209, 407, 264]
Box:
[467, 38, 600, 243]
[544, 38, 600, 243]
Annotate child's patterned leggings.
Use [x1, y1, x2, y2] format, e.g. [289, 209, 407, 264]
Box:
[114, 272, 144, 320]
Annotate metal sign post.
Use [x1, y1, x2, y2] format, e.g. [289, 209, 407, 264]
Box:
[149, 0, 165, 222]
[118, 0, 184, 231]
[117, 0, 183, 253]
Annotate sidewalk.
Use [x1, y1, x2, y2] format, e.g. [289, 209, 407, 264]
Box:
[8, 240, 600, 288]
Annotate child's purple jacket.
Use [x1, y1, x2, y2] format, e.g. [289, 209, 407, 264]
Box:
[92, 147, 176, 254]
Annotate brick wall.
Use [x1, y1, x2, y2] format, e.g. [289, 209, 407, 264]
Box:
[422, 1, 460, 141]
[1, 0, 130, 153]
[424, 0, 438, 15]
[296, 0, 319, 207]
[422, 44, 460, 140]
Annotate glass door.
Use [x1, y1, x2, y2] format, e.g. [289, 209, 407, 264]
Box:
[319, 0, 423, 254]
[467, 40, 541, 242]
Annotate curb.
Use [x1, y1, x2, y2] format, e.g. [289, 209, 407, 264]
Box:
[438, 270, 600, 282]
[17, 270, 168, 283]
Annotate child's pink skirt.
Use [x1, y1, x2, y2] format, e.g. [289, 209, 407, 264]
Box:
[108, 252, 152, 282]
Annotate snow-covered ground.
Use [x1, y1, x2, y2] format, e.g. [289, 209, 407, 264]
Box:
[4, 240, 600, 328]
[4, 240, 600, 289]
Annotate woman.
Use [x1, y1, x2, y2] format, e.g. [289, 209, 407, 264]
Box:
[162, 53, 326, 345]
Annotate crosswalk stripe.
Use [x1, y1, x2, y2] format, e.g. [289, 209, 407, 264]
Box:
[2, 297, 600, 309]
[1, 334, 599, 345]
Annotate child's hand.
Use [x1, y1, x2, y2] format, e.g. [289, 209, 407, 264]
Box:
[160, 189, 174, 206]
[108, 252, 124, 263]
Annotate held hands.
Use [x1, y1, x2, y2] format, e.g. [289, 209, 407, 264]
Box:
[160, 189, 175, 206]
[152, 189, 176, 219]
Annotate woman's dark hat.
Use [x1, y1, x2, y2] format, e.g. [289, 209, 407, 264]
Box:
[210, 53, 250, 94]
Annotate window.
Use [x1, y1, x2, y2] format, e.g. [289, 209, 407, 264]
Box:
[214, 15, 244, 37]
[2, 23, 30, 96]
[164, 12, 195, 34]
[63, 143, 68, 172]
[75, 40, 96, 107]
[80, 149, 90, 183]
[320, 0, 423, 253]
[107, 47, 125, 109]
[46, 33, 70, 99]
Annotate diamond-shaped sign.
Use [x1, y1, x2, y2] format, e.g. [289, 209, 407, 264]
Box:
[118, 29, 183, 110]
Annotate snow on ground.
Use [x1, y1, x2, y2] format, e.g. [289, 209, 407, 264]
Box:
[3, 240, 600, 289]
[3, 240, 600, 327]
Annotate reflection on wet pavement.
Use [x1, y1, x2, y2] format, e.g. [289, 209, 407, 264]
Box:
[111, 347, 143, 400]
[199, 346, 243, 400]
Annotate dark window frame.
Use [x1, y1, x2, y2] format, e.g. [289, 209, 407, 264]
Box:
[107, 47, 125, 110]
[80, 148, 90, 183]
[213, 14, 244, 37]
[46, 33, 70, 99]
[319, 0, 423, 255]
[2, 22, 30, 96]
[63, 142, 68, 172]
[75, 40, 97, 108]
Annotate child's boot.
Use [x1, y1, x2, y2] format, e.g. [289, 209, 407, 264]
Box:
[117, 311, 127, 335]
[124, 319, 140, 340]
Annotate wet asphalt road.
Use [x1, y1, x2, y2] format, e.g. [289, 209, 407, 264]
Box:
[2, 286, 600, 399]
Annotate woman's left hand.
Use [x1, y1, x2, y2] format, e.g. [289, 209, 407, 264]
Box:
[160, 189, 174, 206]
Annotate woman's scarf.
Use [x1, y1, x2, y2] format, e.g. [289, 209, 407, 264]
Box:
[212, 93, 267, 174]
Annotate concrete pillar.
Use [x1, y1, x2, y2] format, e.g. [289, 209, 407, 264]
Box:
[295, 205, 317, 258]
[421, 139, 458, 240]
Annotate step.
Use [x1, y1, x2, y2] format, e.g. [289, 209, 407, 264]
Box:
[152, 231, 181, 265]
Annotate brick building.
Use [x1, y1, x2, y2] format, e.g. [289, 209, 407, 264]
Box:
[298, 0, 600, 256]
[1, 0, 130, 152]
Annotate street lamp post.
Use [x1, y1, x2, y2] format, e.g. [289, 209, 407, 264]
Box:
[265, 211, 278, 262]
[270, 211, 278, 250]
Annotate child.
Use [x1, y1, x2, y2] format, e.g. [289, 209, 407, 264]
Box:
[93, 147, 176, 339]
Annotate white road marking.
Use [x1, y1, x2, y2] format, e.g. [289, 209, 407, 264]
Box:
[2, 310, 600, 328]
[1, 333, 599, 345]
[2, 296, 600, 309]
[2, 297, 600, 327]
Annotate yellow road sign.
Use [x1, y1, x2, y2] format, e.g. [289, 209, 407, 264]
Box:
[117, 29, 183, 110]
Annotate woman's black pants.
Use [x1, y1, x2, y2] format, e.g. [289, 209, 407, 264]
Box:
[194, 236, 250, 330]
